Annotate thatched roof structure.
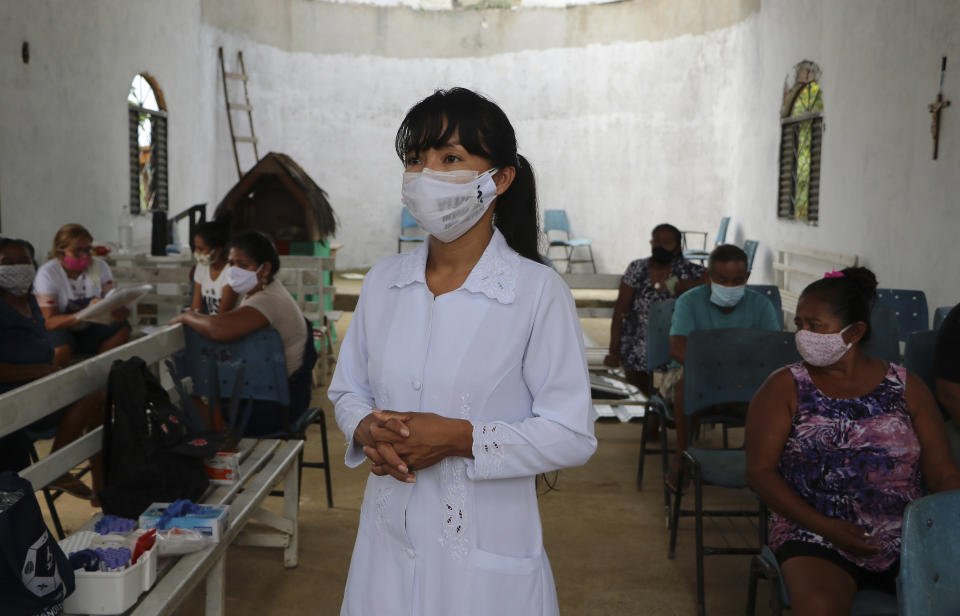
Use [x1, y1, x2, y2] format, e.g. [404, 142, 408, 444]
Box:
[214, 152, 337, 242]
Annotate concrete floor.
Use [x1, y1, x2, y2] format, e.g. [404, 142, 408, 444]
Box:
[44, 294, 771, 616]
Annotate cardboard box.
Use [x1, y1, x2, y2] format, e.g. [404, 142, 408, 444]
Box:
[138, 503, 229, 542]
[204, 451, 241, 485]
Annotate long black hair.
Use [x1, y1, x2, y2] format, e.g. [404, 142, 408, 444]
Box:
[800, 267, 878, 342]
[395, 88, 542, 264]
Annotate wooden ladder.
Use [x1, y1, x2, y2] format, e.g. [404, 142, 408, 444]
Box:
[219, 47, 260, 179]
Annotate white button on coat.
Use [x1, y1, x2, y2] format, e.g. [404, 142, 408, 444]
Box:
[329, 229, 597, 616]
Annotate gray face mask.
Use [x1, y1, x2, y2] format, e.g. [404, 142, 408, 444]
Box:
[709, 283, 745, 307]
[0, 264, 36, 297]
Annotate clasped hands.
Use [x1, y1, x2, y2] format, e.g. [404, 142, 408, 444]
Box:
[354, 409, 473, 483]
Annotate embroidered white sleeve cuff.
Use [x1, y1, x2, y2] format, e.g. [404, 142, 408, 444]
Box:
[470, 422, 505, 479]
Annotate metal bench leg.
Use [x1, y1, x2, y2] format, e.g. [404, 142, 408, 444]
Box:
[205, 556, 226, 616]
[283, 456, 300, 568]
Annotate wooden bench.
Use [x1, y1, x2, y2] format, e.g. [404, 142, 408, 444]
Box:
[0, 325, 303, 616]
[773, 244, 858, 323]
[561, 273, 621, 319]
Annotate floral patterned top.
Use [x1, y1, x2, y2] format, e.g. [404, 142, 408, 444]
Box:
[770, 361, 924, 571]
[618, 257, 704, 371]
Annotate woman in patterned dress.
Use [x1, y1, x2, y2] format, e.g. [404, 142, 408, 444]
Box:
[604, 224, 705, 398]
[746, 267, 960, 616]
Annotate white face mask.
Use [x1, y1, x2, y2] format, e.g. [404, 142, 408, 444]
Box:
[795, 324, 854, 367]
[401, 168, 499, 243]
[226, 264, 261, 294]
[0, 263, 36, 297]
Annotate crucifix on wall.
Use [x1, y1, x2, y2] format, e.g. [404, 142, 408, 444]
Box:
[928, 56, 951, 160]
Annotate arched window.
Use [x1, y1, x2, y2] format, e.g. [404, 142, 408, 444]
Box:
[127, 74, 168, 214]
[777, 61, 823, 224]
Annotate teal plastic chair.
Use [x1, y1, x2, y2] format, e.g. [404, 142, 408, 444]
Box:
[747, 284, 783, 330]
[876, 289, 929, 342]
[179, 326, 333, 507]
[543, 209, 596, 273]
[904, 330, 938, 394]
[669, 328, 801, 616]
[861, 305, 901, 363]
[636, 299, 676, 517]
[747, 545, 899, 615]
[683, 216, 730, 264]
[743, 239, 759, 272]
[898, 489, 960, 615]
[933, 305, 954, 330]
[398, 206, 425, 253]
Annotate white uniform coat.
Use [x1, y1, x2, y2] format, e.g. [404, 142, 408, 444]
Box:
[329, 229, 597, 616]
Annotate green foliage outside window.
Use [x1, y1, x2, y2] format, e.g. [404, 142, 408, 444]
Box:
[790, 82, 823, 222]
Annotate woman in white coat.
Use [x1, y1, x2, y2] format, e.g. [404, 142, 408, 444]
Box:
[328, 88, 597, 615]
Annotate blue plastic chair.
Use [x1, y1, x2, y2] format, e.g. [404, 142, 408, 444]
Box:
[898, 489, 960, 616]
[747, 545, 899, 616]
[543, 209, 596, 273]
[398, 206, 425, 253]
[636, 299, 676, 517]
[933, 305, 954, 330]
[876, 289, 929, 343]
[669, 328, 801, 616]
[861, 304, 901, 363]
[904, 330, 938, 394]
[179, 326, 333, 507]
[747, 284, 783, 330]
[683, 216, 730, 264]
[743, 239, 759, 272]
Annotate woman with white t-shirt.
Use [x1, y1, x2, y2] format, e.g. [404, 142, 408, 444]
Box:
[34, 224, 130, 367]
[170, 231, 312, 435]
[189, 219, 239, 315]
[328, 88, 596, 616]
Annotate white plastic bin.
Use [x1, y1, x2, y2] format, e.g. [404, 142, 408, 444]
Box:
[59, 531, 158, 615]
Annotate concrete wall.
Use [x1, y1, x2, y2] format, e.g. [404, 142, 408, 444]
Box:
[0, 0, 220, 256]
[731, 0, 960, 312]
[1, 0, 957, 312]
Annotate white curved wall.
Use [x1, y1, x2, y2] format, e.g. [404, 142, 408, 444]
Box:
[1, 0, 957, 310]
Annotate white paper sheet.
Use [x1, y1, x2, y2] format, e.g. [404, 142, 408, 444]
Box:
[73, 284, 153, 324]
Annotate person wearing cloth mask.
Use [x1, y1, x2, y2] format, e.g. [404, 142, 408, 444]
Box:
[328, 88, 596, 616]
[0, 238, 105, 502]
[746, 268, 960, 615]
[665, 243, 779, 488]
[189, 219, 239, 315]
[170, 231, 312, 435]
[605, 223, 705, 401]
[34, 224, 130, 367]
[934, 302, 960, 460]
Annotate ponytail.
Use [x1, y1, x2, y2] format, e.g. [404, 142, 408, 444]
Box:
[494, 155, 542, 264]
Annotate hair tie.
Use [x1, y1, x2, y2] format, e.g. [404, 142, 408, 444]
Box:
[824, 271, 845, 279]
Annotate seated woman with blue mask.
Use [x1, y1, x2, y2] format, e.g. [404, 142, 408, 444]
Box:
[0, 237, 104, 503]
[170, 231, 313, 435]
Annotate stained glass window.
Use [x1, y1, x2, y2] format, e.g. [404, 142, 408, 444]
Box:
[777, 62, 823, 225]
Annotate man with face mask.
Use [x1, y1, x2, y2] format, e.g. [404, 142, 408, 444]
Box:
[663, 244, 781, 490]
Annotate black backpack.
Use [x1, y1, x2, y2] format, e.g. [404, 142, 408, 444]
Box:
[99, 356, 221, 519]
[0, 472, 74, 616]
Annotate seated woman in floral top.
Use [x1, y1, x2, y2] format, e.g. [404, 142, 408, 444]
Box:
[746, 267, 960, 616]
[604, 223, 705, 399]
